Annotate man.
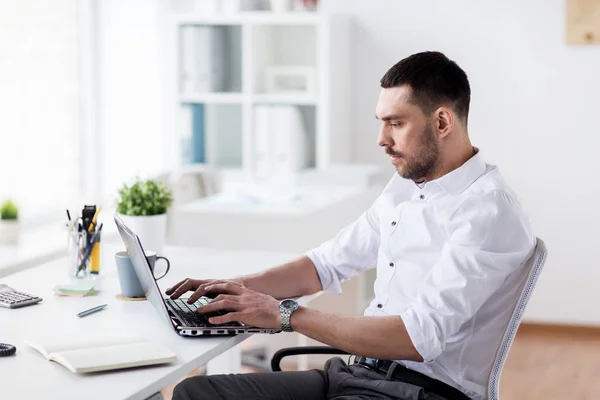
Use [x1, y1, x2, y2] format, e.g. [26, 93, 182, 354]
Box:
[168, 51, 535, 400]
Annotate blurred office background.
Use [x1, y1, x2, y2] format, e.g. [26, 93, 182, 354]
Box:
[2, 0, 600, 398]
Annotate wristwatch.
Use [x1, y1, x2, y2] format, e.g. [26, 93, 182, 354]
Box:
[279, 299, 299, 332]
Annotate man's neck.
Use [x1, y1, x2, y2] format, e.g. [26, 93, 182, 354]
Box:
[415, 145, 476, 184]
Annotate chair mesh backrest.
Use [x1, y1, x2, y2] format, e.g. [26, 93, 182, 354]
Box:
[487, 237, 547, 400]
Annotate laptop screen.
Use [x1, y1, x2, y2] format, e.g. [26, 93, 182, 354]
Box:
[114, 214, 175, 329]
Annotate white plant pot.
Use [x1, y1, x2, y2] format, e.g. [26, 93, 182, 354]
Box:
[116, 214, 167, 255]
[270, 0, 294, 12]
[0, 220, 20, 245]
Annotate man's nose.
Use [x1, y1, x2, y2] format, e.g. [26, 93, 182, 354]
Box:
[377, 124, 392, 148]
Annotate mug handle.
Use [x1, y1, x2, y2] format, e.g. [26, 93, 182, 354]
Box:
[154, 256, 171, 280]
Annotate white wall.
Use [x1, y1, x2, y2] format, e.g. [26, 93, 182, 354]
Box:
[321, 0, 600, 324]
[96, 0, 600, 324]
[0, 0, 80, 216]
[97, 0, 168, 199]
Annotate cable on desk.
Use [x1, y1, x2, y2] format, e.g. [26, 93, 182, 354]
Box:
[0, 343, 16, 357]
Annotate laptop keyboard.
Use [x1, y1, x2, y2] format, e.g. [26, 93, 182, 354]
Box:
[166, 297, 230, 327]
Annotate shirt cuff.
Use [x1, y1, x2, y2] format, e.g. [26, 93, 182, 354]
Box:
[305, 250, 342, 295]
[400, 305, 443, 362]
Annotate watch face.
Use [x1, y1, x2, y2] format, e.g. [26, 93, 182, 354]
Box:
[281, 299, 297, 310]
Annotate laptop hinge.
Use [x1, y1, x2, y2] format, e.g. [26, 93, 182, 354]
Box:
[165, 303, 189, 328]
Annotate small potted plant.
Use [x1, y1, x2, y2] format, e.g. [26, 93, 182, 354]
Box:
[0, 200, 19, 245]
[116, 178, 173, 254]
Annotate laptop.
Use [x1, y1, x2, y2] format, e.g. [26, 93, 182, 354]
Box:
[115, 214, 280, 337]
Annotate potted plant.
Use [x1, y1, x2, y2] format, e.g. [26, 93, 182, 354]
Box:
[0, 200, 19, 245]
[116, 178, 173, 254]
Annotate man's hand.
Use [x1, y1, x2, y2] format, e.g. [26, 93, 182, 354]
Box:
[166, 278, 245, 304]
[194, 282, 281, 330]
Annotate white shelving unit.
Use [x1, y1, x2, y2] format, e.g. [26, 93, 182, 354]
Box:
[160, 10, 383, 372]
[163, 11, 352, 180]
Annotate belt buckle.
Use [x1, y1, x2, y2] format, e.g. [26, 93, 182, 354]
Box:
[354, 356, 370, 370]
[364, 357, 379, 370]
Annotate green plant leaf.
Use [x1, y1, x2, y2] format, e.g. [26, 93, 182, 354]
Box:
[0, 200, 19, 220]
[116, 178, 173, 217]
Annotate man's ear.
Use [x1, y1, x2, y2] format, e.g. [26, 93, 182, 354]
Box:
[435, 107, 454, 138]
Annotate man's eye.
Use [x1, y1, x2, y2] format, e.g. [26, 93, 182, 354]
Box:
[390, 123, 402, 127]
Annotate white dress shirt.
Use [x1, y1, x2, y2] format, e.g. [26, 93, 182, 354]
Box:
[306, 150, 535, 399]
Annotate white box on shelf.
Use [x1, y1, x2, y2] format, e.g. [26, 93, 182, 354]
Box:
[265, 66, 317, 95]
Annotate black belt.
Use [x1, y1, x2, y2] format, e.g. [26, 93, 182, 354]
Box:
[353, 356, 470, 400]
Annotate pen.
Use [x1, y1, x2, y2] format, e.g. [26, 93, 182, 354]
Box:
[77, 304, 108, 318]
[65, 209, 74, 232]
[88, 207, 102, 233]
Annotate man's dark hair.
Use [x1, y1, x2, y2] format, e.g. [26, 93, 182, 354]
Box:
[380, 51, 471, 122]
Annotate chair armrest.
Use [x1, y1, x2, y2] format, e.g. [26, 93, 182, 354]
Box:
[271, 346, 350, 371]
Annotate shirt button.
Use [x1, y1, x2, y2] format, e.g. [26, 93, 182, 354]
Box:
[419, 194, 425, 200]
[391, 221, 396, 226]
[377, 304, 383, 308]
[389, 262, 394, 267]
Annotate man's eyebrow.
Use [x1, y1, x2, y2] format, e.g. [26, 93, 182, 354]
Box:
[375, 114, 406, 121]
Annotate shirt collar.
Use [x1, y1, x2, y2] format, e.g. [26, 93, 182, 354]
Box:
[424, 148, 487, 195]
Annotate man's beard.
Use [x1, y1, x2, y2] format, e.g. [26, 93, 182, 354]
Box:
[386, 125, 440, 181]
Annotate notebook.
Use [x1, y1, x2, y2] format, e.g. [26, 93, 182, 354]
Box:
[25, 336, 176, 374]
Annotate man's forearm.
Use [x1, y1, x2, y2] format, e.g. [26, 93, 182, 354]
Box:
[291, 306, 423, 362]
[241, 256, 322, 299]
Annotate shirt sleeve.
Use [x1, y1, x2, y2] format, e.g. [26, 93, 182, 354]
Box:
[305, 197, 381, 294]
[399, 190, 535, 362]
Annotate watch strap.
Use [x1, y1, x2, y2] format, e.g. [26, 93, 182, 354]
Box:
[281, 307, 293, 332]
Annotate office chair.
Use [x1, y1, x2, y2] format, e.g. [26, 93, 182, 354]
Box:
[271, 238, 548, 400]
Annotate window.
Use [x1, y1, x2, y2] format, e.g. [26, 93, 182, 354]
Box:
[0, 0, 83, 223]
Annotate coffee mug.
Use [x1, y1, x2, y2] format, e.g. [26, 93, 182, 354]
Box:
[115, 251, 171, 298]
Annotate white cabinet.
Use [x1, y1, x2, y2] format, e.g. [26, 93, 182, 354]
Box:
[164, 12, 352, 181]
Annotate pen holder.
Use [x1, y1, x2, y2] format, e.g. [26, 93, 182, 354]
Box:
[67, 230, 100, 279]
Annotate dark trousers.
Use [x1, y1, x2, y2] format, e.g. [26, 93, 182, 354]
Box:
[173, 357, 448, 400]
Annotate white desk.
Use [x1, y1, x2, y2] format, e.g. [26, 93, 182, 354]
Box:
[0, 244, 298, 400]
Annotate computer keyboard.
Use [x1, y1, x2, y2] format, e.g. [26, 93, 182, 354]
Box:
[166, 297, 227, 327]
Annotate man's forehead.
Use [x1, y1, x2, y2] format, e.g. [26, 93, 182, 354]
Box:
[376, 85, 416, 118]
[380, 85, 413, 103]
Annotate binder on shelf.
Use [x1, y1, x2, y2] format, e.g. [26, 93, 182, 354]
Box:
[271, 105, 308, 180]
[191, 104, 206, 163]
[251, 105, 308, 182]
[179, 25, 226, 93]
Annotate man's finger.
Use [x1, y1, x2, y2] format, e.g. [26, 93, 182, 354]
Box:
[196, 297, 240, 314]
[165, 278, 188, 295]
[195, 279, 241, 297]
[186, 284, 222, 304]
[223, 279, 244, 287]
[203, 282, 244, 296]
[169, 279, 198, 299]
[208, 312, 243, 325]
